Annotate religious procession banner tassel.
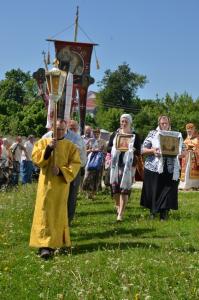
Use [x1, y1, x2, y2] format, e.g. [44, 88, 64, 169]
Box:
[94, 46, 100, 69]
[96, 58, 100, 69]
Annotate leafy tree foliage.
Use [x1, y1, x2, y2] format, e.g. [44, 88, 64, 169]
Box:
[96, 63, 147, 131]
[0, 98, 21, 116]
[1, 67, 199, 142]
[0, 69, 46, 137]
[134, 93, 199, 140]
[0, 79, 25, 104]
[97, 63, 147, 108]
[19, 99, 47, 136]
[95, 63, 199, 138]
[0, 69, 34, 104]
[72, 113, 97, 130]
[85, 114, 97, 128]
[5, 69, 31, 83]
[96, 107, 124, 132]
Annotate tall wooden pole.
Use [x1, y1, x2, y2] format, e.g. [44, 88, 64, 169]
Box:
[53, 101, 57, 167]
[42, 51, 48, 71]
[74, 6, 79, 42]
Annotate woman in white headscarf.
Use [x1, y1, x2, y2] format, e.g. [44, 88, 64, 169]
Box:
[140, 115, 183, 220]
[107, 114, 141, 221]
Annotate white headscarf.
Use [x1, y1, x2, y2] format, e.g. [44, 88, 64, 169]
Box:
[120, 114, 132, 124]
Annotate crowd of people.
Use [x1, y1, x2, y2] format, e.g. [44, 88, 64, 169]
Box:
[0, 134, 36, 188]
[1, 114, 199, 259]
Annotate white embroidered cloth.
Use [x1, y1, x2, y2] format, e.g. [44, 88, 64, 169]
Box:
[110, 134, 135, 190]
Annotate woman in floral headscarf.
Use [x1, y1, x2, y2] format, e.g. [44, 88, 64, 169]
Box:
[107, 114, 141, 221]
[179, 123, 199, 190]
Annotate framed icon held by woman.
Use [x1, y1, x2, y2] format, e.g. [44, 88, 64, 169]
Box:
[159, 134, 179, 156]
[116, 134, 133, 152]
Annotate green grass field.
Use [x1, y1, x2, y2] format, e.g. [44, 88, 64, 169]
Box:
[0, 184, 199, 300]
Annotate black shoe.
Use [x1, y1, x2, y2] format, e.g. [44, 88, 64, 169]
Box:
[39, 248, 52, 259]
[160, 210, 168, 221]
[59, 246, 72, 255]
[149, 213, 156, 220]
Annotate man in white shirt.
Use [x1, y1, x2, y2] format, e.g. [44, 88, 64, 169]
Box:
[68, 120, 87, 225]
[81, 125, 93, 147]
[21, 135, 35, 184]
[10, 136, 26, 185]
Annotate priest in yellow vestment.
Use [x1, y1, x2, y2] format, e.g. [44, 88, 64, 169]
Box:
[179, 123, 199, 190]
[29, 119, 81, 258]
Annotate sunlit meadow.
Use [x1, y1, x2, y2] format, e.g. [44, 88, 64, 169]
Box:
[0, 183, 199, 299]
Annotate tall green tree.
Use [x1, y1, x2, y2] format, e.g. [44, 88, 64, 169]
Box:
[97, 63, 147, 108]
[96, 107, 124, 132]
[0, 69, 46, 136]
[96, 63, 147, 131]
[133, 93, 199, 140]
[0, 69, 33, 104]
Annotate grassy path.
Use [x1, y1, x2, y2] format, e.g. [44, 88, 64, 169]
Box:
[0, 184, 199, 299]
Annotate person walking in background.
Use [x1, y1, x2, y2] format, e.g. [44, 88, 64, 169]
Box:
[81, 125, 93, 189]
[81, 125, 93, 147]
[21, 135, 35, 184]
[10, 136, 26, 186]
[67, 119, 87, 225]
[140, 115, 183, 220]
[107, 114, 141, 221]
[82, 128, 106, 199]
[0, 138, 11, 164]
[0, 138, 12, 187]
[179, 123, 199, 190]
[29, 119, 81, 259]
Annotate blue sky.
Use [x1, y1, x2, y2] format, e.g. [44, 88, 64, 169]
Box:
[1, 0, 199, 100]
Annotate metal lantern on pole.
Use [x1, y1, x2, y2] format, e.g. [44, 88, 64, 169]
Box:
[45, 59, 67, 165]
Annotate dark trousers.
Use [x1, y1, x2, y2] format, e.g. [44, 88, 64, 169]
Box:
[67, 170, 81, 223]
[21, 160, 33, 184]
[11, 161, 20, 185]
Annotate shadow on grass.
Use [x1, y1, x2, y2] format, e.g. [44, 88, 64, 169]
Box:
[174, 245, 199, 253]
[76, 209, 115, 217]
[71, 240, 159, 255]
[77, 199, 113, 206]
[124, 213, 148, 221]
[171, 212, 199, 221]
[72, 227, 155, 241]
[76, 208, 145, 218]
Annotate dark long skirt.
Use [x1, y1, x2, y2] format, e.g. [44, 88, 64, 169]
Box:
[140, 168, 178, 213]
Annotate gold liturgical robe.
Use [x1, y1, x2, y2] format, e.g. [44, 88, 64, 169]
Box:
[29, 138, 81, 249]
[181, 135, 199, 180]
